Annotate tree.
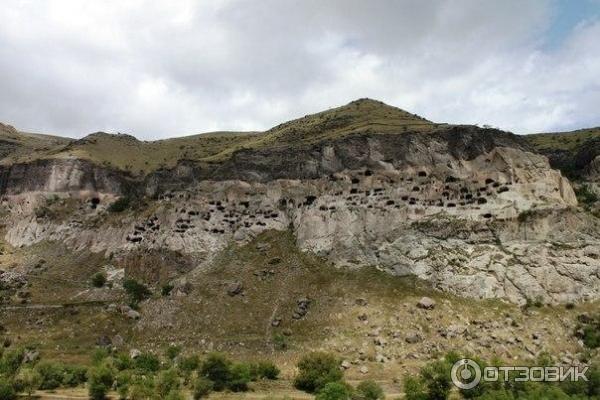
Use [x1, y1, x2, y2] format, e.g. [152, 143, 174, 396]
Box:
[294, 352, 343, 393]
[123, 279, 151, 304]
[199, 353, 232, 391]
[155, 368, 180, 398]
[16, 368, 42, 398]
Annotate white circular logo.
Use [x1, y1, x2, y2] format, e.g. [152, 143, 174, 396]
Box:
[451, 358, 482, 390]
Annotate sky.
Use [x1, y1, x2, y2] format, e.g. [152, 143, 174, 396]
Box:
[0, 0, 599, 139]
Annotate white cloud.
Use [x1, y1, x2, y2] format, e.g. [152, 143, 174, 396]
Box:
[0, 0, 597, 139]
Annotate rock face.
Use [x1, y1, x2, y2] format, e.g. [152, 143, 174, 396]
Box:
[1, 102, 597, 305]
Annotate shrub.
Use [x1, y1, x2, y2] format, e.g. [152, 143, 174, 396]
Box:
[355, 380, 385, 400]
[108, 196, 131, 213]
[133, 353, 160, 373]
[273, 333, 289, 350]
[294, 352, 343, 393]
[34, 361, 65, 390]
[165, 345, 181, 361]
[115, 371, 131, 400]
[113, 352, 133, 371]
[200, 353, 232, 391]
[162, 284, 174, 296]
[87, 366, 114, 400]
[155, 368, 180, 398]
[16, 367, 42, 397]
[228, 363, 252, 392]
[192, 376, 214, 399]
[164, 389, 186, 400]
[576, 314, 600, 349]
[91, 272, 107, 288]
[402, 354, 456, 400]
[403, 375, 427, 400]
[315, 381, 352, 400]
[123, 279, 152, 304]
[0, 347, 24, 376]
[178, 354, 200, 374]
[129, 380, 155, 400]
[62, 364, 88, 387]
[0, 377, 16, 400]
[254, 360, 280, 380]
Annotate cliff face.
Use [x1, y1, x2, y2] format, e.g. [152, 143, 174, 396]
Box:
[0, 158, 136, 195]
[1, 101, 597, 305]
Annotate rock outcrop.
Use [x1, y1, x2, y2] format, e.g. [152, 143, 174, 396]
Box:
[1, 100, 597, 305]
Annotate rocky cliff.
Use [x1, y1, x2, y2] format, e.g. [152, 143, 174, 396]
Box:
[1, 99, 598, 305]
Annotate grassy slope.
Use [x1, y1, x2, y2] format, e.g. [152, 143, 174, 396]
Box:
[525, 127, 600, 152]
[0, 122, 72, 163]
[1, 229, 591, 381]
[0, 99, 437, 175]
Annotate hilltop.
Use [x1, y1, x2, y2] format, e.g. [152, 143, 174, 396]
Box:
[0, 99, 438, 176]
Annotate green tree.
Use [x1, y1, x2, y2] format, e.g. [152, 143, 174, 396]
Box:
[16, 367, 42, 398]
[294, 352, 343, 393]
[123, 279, 152, 304]
[200, 353, 231, 391]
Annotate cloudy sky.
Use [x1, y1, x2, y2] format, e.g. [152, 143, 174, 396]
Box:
[0, 0, 599, 139]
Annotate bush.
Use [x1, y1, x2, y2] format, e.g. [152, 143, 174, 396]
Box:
[576, 314, 600, 349]
[165, 345, 181, 361]
[254, 360, 280, 380]
[87, 366, 114, 400]
[178, 354, 200, 374]
[133, 353, 160, 373]
[162, 284, 174, 296]
[200, 353, 232, 391]
[192, 376, 214, 399]
[228, 363, 251, 392]
[355, 380, 385, 400]
[0, 347, 24, 376]
[16, 367, 42, 397]
[62, 364, 88, 387]
[155, 368, 180, 398]
[115, 371, 131, 400]
[108, 196, 131, 213]
[0, 377, 16, 400]
[272, 333, 289, 350]
[123, 279, 152, 304]
[34, 361, 65, 390]
[402, 354, 456, 400]
[91, 272, 107, 288]
[294, 352, 343, 393]
[164, 389, 186, 400]
[315, 381, 352, 400]
[403, 375, 427, 400]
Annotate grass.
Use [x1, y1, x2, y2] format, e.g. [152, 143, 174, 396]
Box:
[1, 99, 438, 176]
[525, 127, 600, 152]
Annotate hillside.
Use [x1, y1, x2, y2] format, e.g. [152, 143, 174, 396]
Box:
[525, 127, 600, 179]
[0, 99, 437, 176]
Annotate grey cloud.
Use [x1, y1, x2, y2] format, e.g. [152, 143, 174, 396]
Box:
[0, 0, 597, 139]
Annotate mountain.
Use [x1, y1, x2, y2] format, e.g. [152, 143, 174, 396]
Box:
[0, 100, 599, 385]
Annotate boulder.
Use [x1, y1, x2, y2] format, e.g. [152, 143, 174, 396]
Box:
[417, 297, 436, 310]
[227, 281, 244, 296]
